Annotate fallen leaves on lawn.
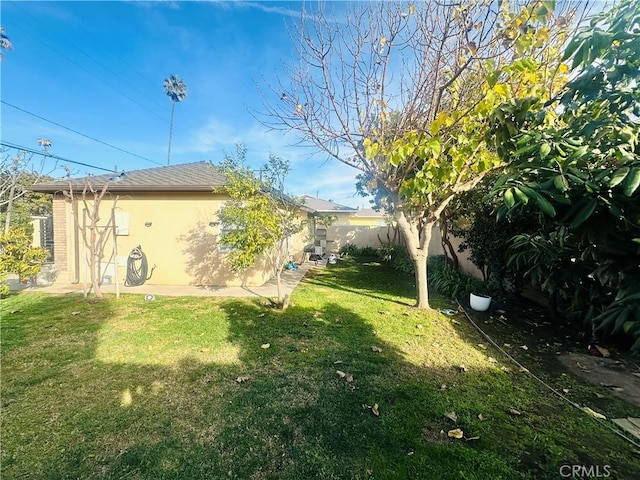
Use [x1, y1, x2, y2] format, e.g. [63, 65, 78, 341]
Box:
[509, 408, 522, 416]
[261, 343, 271, 349]
[582, 406, 606, 419]
[257, 313, 266, 318]
[71, 311, 81, 316]
[336, 370, 354, 382]
[235, 376, 250, 383]
[520, 345, 529, 351]
[444, 412, 458, 422]
[459, 365, 468, 373]
[447, 428, 464, 439]
[478, 414, 486, 421]
[362, 403, 380, 416]
[439, 384, 448, 391]
[371, 346, 383, 353]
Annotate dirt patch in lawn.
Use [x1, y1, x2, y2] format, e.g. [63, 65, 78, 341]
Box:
[558, 353, 640, 408]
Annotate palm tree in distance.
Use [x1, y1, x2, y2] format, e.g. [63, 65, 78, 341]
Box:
[164, 75, 187, 166]
[1, 26, 13, 61]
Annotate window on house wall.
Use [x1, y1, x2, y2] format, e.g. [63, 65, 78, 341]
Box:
[115, 211, 130, 235]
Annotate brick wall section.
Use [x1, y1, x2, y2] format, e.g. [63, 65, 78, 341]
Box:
[52, 194, 68, 272]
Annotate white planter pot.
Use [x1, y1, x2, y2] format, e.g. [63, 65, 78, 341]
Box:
[470, 293, 491, 312]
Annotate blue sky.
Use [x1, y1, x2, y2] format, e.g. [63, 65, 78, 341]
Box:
[1, 0, 368, 207]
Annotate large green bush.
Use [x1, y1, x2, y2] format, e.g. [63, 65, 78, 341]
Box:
[488, 0, 640, 350]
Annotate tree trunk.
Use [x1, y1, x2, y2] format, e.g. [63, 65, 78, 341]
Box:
[414, 253, 429, 309]
[394, 208, 433, 309]
[275, 268, 282, 304]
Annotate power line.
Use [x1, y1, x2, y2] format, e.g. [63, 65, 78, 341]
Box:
[1, 141, 117, 173]
[6, 4, 169, 125]
[1, 100, 163, 166]
[5, 2, 225, 154]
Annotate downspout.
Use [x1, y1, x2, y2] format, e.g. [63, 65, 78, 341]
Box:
[72, 195, 80, 284]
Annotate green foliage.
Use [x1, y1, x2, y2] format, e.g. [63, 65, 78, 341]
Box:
[217, 146, 307, 301]
[448, 173, 538, 288]
[338, 243, 377, 258]
[489, 0, 640, 349]
[0, 227, 48, 295]
[338, 243, 359, 257]
[428, 255, 490, 299]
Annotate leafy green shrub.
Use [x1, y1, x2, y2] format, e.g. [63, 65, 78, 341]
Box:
[428, 255, 494, 299]
[338, 243, 378, 258]
[1, 227, 49, 296]
[377, 243, 395, 262]
[390, 246, 415, 275]
[338, 243, 359, 257]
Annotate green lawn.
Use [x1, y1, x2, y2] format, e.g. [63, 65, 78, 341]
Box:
[2, 258, 639, 479]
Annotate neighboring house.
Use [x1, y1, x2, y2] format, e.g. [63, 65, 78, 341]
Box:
[299, 196, 395, 253]
[31, 162, 309, 288]
[349, 208, 391, 227]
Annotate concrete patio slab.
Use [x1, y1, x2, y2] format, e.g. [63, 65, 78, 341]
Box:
[22, 259, 327, 299]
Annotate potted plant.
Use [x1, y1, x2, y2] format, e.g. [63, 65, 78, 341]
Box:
[469, 279, 492, 312]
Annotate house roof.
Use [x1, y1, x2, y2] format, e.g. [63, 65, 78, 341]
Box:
[299, 195, 356, 213]
[353, 208, 386, 218]
[30, 161, 228, 193]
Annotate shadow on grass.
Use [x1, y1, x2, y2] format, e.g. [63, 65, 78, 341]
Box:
[2, 269, 640, 479]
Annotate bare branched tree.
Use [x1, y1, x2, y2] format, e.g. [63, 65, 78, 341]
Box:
[259, 0, 584, 308]
[64, 177, 118, 299]
[1, 140, 54, 234]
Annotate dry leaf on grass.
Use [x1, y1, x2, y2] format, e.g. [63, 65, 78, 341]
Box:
[478, 414, 485, 421]
[459, 365, 468, 373]
[447, 428, 464, 439]
[444, 412, 458, 422]
[261, 343, 271, 349]
[71, 311, 81, 316]
[372, 403, 380, 416]
[371, 346, 383, 353]
[334, 360, 343, 364]
[337, 370, 347, 378]
[509, 408, 522, 416]
[235, 376, 250, 383]
[582, 406, 606, 419]
[520, 345, 529, 351]
[257, 313, 266, 318]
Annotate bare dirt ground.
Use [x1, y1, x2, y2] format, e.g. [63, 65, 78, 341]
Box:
[558, 353, 640, 408]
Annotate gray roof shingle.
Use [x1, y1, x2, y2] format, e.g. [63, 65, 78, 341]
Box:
[299, 195, 356, 213]
[31, 161, 228, 193]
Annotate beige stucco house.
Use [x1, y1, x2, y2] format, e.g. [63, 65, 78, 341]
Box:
[31, 162, 310, 288]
